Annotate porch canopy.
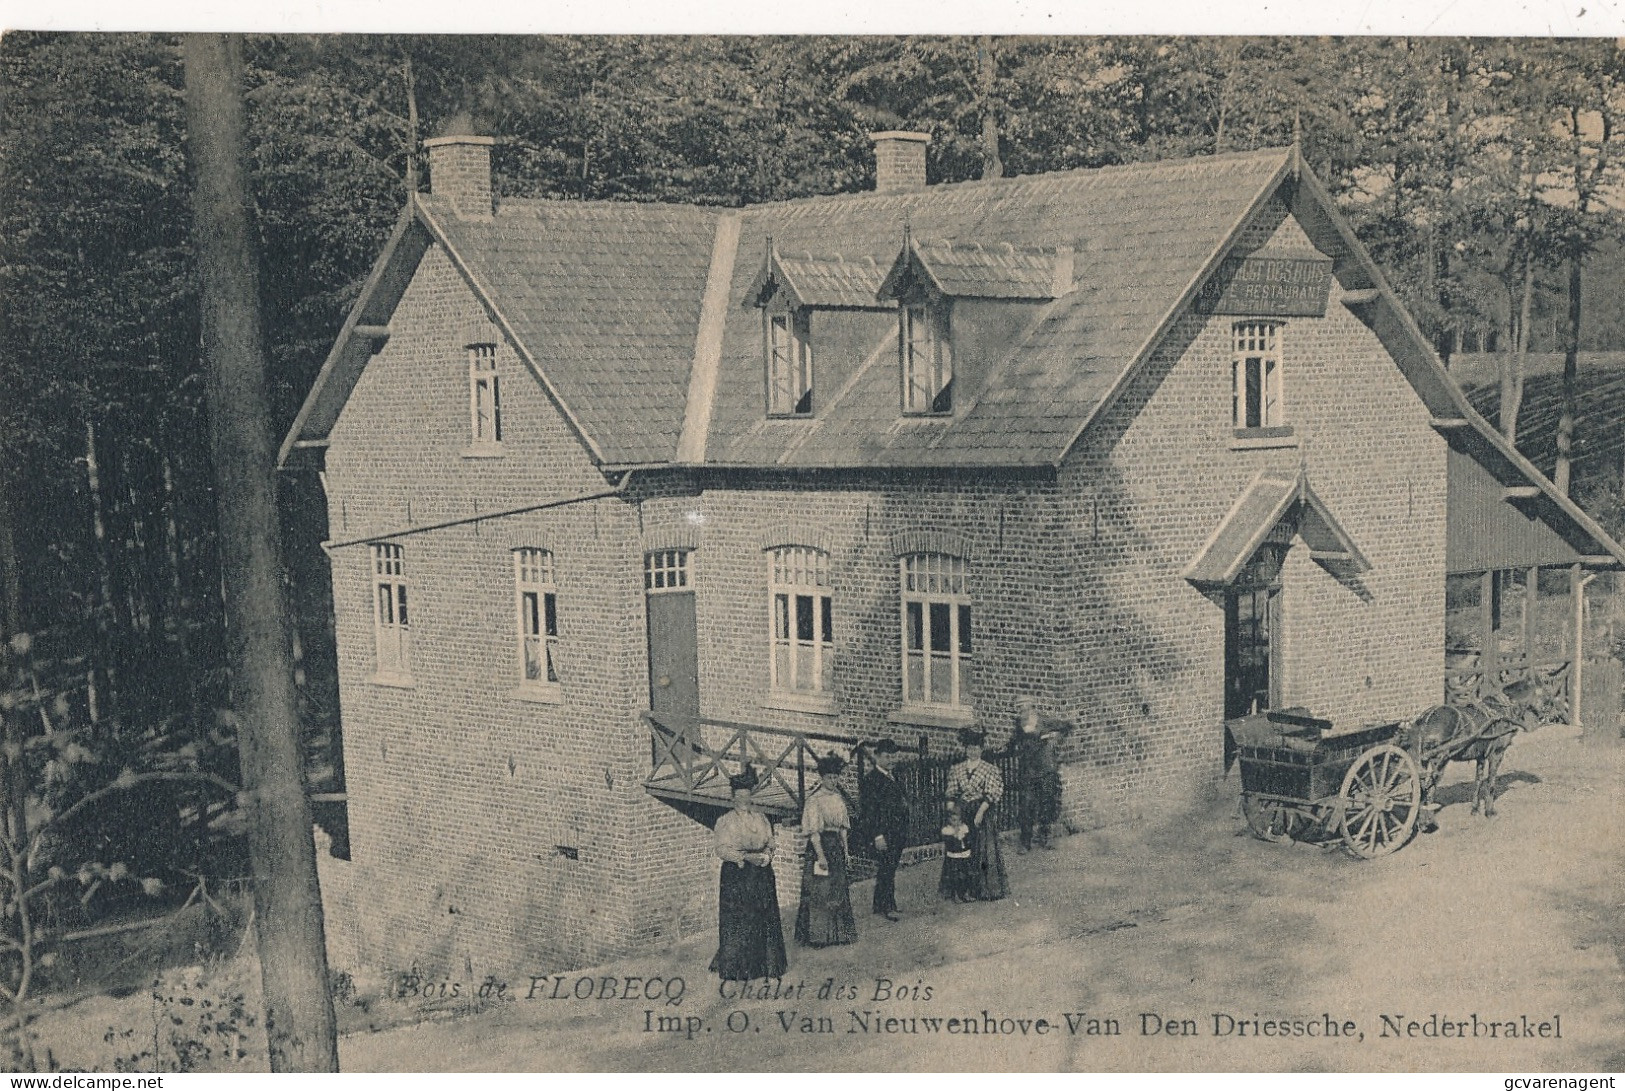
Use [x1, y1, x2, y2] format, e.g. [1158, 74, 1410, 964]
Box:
[1183, 471, 1369, 587]
[1444, 436, 1622, 576]
[1436, 422, 1624, 716]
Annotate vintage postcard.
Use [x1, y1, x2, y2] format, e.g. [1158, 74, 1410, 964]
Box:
[0, 29, 1622, 1075]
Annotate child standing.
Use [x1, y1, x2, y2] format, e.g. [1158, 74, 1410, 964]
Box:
[938, 799, 975, 903]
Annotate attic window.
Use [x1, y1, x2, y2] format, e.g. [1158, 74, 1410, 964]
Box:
[468, 343, 503, 449]
[766, 309, 813, 417]
[901, 301, 953, 415]
[1232, 321, 1284, 432]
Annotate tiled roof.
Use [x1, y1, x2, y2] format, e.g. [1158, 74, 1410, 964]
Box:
[280, 147, 1625, 567]
[706, 146, 1293, 467]
[888, 239, 1070, 300]
[380, 149, 1293, 468]
[419, 195, 720, 465]
[762, 251, 888, 309]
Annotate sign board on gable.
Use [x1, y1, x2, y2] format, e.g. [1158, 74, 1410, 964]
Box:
[1196, 255, 1335, 317]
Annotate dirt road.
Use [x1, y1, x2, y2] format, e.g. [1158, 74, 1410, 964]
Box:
[333, 723, 1623, 1072]
[28, 722, 1599, 1074]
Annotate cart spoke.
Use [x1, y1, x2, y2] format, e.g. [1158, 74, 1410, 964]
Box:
[1350, 805, 1379, 845]
[1338, 744, 1421, 859]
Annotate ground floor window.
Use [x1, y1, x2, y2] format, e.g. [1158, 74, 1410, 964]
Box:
[900, 552, 972, 709]
[514, 547, 561, 690]
[370, 543, 411, 679]
[769, 546, 833, 695]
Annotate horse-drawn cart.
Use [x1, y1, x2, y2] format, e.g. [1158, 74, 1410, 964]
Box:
[1234, 692, 1536, 858]
[1233, 710, 1422, 858]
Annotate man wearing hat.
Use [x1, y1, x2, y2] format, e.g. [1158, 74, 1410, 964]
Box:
[1010, 697, 1071, 852]
[859, 739, 911, 921]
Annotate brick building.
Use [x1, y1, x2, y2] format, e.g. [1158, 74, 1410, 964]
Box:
[280, 134, 1625, 976]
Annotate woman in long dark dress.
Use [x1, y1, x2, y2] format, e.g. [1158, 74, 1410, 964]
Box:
[710, 767, 788, 981]
[946, 729, 1009, 901]
[793, 753, 858, 948]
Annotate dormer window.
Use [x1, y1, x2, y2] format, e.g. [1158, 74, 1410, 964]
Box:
[766, 308, 813, 416]
[901, 301, 952, 415]
[468, 342, 502, 447]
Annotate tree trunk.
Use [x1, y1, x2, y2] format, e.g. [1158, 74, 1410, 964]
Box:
[1500, 249, 1534, 445]
[0, 472, 19, 646]
[977, 35, 1002, 180]
[1555, 252, 1581, 496]
[0, 466, 25, 846]
[160, 450, 203, 723]
[0, 471, 33, 1071]
[182, 33, 339, 1073]
[84, 419, 116, 627]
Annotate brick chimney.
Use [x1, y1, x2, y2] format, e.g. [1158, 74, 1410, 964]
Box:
[424, 134, 497, 218]
[870, 131, 931, 194]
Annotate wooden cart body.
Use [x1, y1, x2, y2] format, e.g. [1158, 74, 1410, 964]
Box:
[1232, 709, 1423, 858]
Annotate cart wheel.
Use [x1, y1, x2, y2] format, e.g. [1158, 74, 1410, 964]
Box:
[1337, 743, 1421, 859]
[1242, 794, 1306, 843]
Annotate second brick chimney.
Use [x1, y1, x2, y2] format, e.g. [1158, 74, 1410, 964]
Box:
[870, 131, 931, 195]
[425, 134, 497, 218]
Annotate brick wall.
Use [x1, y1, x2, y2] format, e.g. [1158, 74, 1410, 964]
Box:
[872, 135, 928, 194]
[317, 194, 1450, 976]
[1047, 197, 1447, 829]
[324, 246, 714, 979]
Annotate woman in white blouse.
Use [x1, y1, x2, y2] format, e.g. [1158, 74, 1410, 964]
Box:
[793, 753, 858, 948]
[710, 766, 787, 980]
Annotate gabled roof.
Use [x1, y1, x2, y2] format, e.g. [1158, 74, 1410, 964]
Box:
[1184, 471, 1370, 586]
[743, 248, 887, 310]
[419, 195, 719, 466]
[282, 146, 1295, 471]
[280, 193, 719, 468]
[1272, 165, 1625, 568]
[703, 146, 1296, 468]
[270, 143, 1625, 569]
[876, 238, 1073, 302]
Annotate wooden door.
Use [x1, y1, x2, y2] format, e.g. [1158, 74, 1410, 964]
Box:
[645, 550, 699, 719]
[1224, 545, 1285, 721]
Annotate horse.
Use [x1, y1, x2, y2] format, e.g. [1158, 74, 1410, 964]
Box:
[1401, 676, 1551, 825]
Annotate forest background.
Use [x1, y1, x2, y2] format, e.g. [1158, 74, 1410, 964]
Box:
[1, 33, 1623, 994]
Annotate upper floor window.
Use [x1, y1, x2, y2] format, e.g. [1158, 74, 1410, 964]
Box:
[766, 309, 813, 417]
[370, 543, 411, 679]
[769, 547, 833, 695]
[645, 549, 691, 593]
[900, 552, 971, 709]
[901, 302, 953, 415]
[514, 548, 561, 691]
[468, 343, 502, 447]
[1232, 321, 1284, 431]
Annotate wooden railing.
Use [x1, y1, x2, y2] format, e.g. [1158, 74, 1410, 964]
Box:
[642, 711, 863, 819]
[1444, 650, 1573, 722]
[642, 711, 1032, 850]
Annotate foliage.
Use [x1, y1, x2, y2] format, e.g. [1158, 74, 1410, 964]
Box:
[103, 963, 261, 1073]
[1, 39, 1624, 1059]
[0, 631, 241, 1068]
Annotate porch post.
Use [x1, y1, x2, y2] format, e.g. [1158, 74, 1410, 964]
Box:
[1572, 562, 1585, 725]
[1524, 566, 1538, 675]
[1480, 570, 1496, 698]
